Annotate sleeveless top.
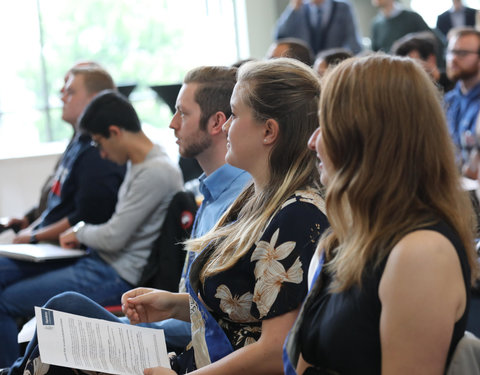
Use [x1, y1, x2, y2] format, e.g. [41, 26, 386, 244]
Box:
[298, 221, 472, 375]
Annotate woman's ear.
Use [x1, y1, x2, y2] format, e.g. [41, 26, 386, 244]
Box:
[263, 119, 279, 145]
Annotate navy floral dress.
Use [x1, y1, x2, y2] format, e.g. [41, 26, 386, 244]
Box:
[182, 190, 329, 371]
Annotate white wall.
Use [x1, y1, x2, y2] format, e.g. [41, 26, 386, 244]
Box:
[236, 0, 280, 59]
[0, 153, 59, 218]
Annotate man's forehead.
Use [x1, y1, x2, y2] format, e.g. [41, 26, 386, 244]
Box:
[452, 34, 479, 46]
[178, 83, 198, 105]
[66, 73, 85, 90]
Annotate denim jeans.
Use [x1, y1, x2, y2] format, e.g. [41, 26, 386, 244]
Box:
[0, 252, 132, 367]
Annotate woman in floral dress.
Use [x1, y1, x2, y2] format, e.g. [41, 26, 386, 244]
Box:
[123, 58, 329, 374]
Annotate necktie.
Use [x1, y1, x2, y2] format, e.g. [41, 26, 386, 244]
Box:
[313, 6, 323, 53]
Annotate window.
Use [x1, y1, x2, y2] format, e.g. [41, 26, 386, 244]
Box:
[410, 0, 479, 28]
[0, 0, 239, 158]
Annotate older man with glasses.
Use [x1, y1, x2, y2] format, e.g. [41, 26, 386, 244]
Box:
[445, 27, 480, 171]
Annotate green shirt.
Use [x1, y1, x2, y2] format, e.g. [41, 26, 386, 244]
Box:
[371, 10, 430, 52]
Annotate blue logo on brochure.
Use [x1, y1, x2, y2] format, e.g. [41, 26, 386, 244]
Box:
[41, 309, 55, 326]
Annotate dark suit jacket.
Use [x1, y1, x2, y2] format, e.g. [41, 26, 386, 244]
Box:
[436, 7, 476, 36]
[274, 1, 362, 54]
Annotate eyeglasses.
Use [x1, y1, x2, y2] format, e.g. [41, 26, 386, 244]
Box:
[90, 140, 102, 150]
[446, 49, 480, 58]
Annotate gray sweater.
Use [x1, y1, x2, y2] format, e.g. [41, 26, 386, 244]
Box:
[76, 144, 183, 285]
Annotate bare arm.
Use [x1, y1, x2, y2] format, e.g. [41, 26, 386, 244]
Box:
[379, 230, 466, 375]
[13, 217, 71, 244]
[121, 288, 191, 324]
[144, 308, 300, 375]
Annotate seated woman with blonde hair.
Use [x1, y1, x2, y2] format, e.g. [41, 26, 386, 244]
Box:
[126, 57, 329, 375]
[284, 54, 480, 375]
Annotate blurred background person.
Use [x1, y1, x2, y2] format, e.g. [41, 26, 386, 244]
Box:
[313, 47, 353, 77]
[437, 0, 477, 38]
[274, 0, 362, 55]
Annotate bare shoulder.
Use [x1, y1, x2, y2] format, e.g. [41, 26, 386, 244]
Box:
[384, 229, 459, 277]
[379, 229, 465, 319]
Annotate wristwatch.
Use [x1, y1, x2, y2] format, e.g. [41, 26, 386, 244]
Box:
[29, 233, 39, 244]
[72, 221, 85, 234]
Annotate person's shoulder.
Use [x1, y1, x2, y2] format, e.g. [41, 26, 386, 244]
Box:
[142, 154, 181, 183]
[333, 0, 353, 11]
[387, 229, 459, 277]
[401, 9, 427, 23]
[74, 142, 108, 166]
[437, 9, 450, 20]
[274, 190, 327, 227]
[465, 7, 477, 15]
[371, 12, 385, 26]
[281, 189, 325, 212]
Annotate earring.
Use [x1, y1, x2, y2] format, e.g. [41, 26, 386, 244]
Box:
[263, 138, 267, 143]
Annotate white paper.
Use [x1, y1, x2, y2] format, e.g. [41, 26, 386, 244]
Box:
[18, 316, 36, 343]
[35, 307, 170, 375]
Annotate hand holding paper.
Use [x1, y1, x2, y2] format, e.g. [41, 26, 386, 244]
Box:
[35, 307, 170, 375]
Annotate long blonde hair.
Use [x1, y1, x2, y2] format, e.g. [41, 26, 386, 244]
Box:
[319, 54, 479, 291]
[185, 58, 322, 282]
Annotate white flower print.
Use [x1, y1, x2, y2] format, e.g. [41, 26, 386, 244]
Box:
[215, 284, 256, 323]
[190, 295, 212, 368]
[253, 256, 304, 318]
[251, 228, 296, 279]
[282, 190, 326, 214]
[23, 356, 50, 375]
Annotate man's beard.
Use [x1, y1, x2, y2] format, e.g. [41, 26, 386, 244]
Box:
[181, 132, 212, 159]
[448, 64, 480, 82]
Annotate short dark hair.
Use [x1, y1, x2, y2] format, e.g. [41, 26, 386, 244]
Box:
[391, 31, 438, 60]
[79, 90, 141, 137]
[273, 38, 314, 66]
[315, 48, 353, 67]
[183, 66, 237, 130]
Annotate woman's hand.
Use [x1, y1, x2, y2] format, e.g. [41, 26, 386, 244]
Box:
[144, 366, 176, 375]
[121, 288, 189, 324]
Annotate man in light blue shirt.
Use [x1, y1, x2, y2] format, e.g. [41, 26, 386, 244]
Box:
[135, 65, 251, 350]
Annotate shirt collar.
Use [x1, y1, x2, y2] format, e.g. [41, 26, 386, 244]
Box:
[308, 0, 332, 24]
[449, 5, 465, 14]
[199, 164, 246, 201]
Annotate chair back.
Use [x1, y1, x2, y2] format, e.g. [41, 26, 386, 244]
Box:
[447, 331, 480, 375]
[137, 190, 198, 292]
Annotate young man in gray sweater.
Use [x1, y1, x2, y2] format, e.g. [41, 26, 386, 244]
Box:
[59, 90, 183, 288]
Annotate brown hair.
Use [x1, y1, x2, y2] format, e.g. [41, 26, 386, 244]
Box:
[183, 66, 237, 130]
[70, 66, 116, 95]
[319, 54, 479, 290]
[447, 27, 480, 53]
[185, 58, 322, 281]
